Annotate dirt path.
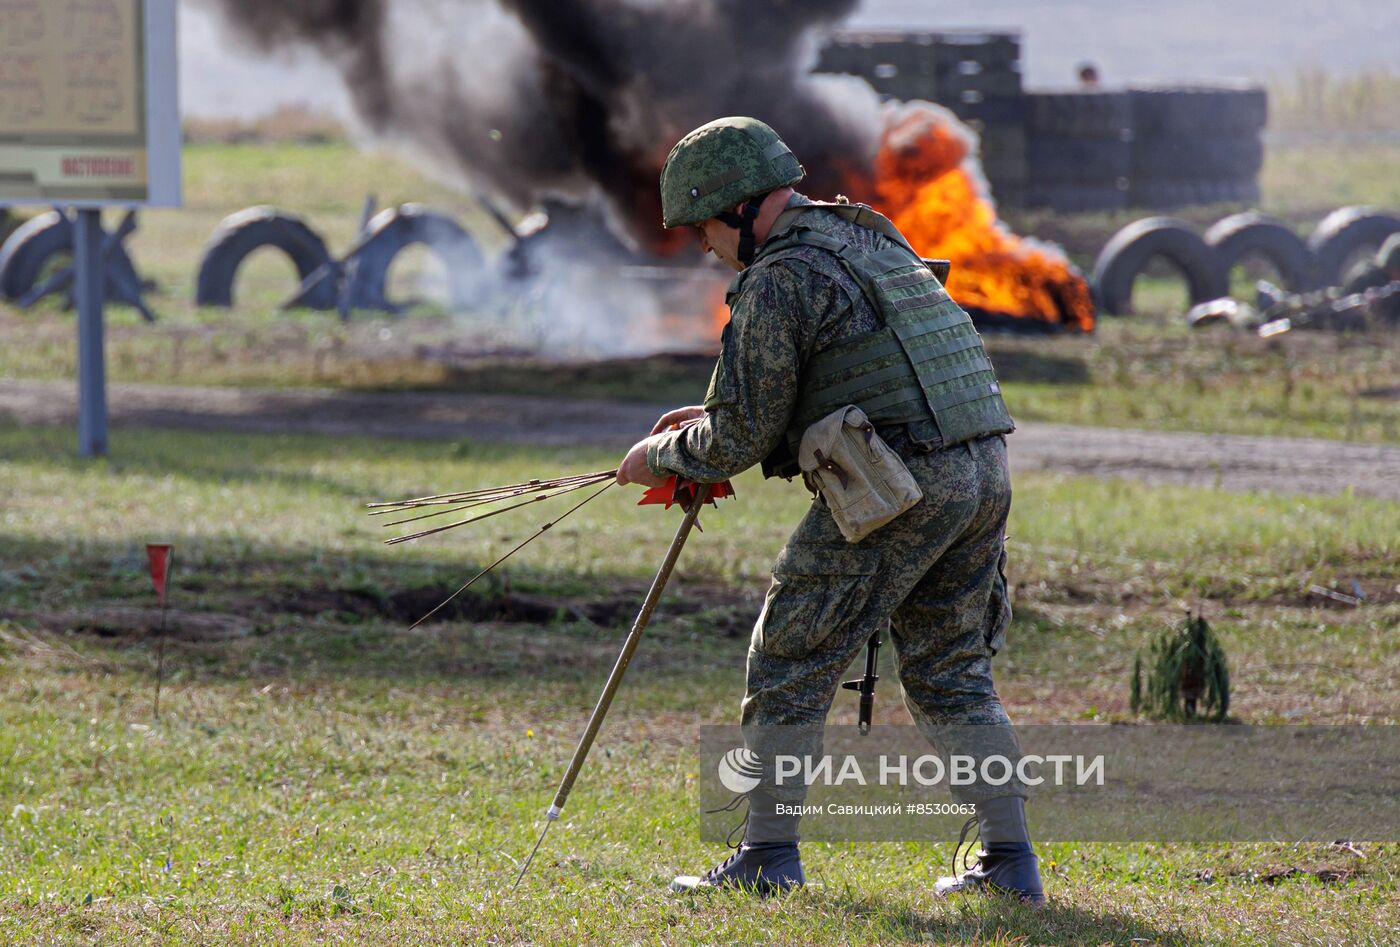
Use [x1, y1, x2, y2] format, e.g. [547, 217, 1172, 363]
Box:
[4, 380, 1399, 502]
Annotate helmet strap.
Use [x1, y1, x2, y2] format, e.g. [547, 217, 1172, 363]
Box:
[716, 190, 772, 266]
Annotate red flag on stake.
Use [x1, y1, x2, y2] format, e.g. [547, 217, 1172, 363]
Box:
[637, 475, 733, 510]
[146, 544, 172, 608]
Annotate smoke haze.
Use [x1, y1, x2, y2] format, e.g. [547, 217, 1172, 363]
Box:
[197, 0, 884, 245]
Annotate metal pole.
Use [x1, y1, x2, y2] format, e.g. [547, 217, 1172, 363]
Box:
[73, 208, 108, 457]
[153, 599, 169, 722]
[513, 482, 713, 887]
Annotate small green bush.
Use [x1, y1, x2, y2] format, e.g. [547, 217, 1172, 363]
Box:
[1130, 611, 1230, 722]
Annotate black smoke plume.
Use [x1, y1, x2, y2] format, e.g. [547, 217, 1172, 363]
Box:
[197, 0, 879, 249]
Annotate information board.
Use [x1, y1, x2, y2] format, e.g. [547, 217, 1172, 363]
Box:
[0, 0, 180, 207]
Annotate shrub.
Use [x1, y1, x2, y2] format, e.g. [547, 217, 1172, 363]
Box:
[1130, 611, 1230, 721]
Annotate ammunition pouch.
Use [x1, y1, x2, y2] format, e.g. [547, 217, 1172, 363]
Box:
[798, 405, 923, 543]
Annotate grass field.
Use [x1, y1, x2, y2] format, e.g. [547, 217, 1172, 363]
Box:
[1, 133, 1398, 944]
[0, 425, 1397, 944]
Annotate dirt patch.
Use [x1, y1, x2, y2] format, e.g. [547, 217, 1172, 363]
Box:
[5, 380, 1399, 501]
[3, 582, 759, 646]
[285, 588, 597, 626]
[11, 607, 252, 642]
[1266, 578, 1400, 609]
[260, 583, 755, 633]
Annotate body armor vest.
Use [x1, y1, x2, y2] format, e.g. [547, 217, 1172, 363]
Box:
[725, 202, 1014, 475]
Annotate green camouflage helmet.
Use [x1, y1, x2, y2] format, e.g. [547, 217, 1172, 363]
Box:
[1378, 233, 1400, 272]
[659, 117, 805, 228]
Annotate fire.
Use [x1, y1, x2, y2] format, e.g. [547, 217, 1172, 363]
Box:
[705, 279, 729, 339]
[846, 103, 1095, 332]
[680, 101, 1096, 345]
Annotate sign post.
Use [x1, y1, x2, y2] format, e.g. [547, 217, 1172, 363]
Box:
[0, 0, 182, 456]
[73, 210, 108, 457]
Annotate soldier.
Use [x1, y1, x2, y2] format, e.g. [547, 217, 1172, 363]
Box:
[615, 117, 1044, 903]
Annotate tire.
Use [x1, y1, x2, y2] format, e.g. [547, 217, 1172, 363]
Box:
[1092, 217, 1228, 315]
[1025, 182, 1128, 214]
[1204, 212, 1314, 291]
[1307, 206, 1400, 288]
[975, 123, 1028, 166]
[195, 206, 336, 308]
[1026, 92, 1132, 138]
[1131, 86, 1268, 136]
[0, 210, 144, 306]
[344, 204, 485, 312]
[1027, 136, 1131, 184]
[956, 95, 1030, 128]
[1128, 179, 1260, 211]
[1131, 134, 1264, 181]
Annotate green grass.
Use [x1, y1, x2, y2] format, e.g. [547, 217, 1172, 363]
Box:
[995, 321, 1400, 443]
[1, 425, 1396, 943]
[1261, 140, 1400, 218]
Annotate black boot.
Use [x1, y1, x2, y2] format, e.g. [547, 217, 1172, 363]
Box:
[934, 797, 1045, 905]
[672, 790, 805, 895]
[670, 841, 805, 895]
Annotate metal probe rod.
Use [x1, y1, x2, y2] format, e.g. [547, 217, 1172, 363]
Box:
[408, 482, 614, 629]
[513, 483, 713, 888]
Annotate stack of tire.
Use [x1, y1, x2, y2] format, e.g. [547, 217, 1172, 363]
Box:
[1023, 93, 1133, 213]
[814, 31, 1022, 107]
[957, 96, 1029, 210]
[1127, 86, 1266, 210]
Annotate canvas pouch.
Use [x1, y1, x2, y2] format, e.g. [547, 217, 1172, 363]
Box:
[798, 405, 924, 543]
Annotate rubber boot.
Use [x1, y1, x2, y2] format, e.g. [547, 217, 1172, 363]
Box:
[671, 790, 805, 895]
[934, 796, 1045, 905]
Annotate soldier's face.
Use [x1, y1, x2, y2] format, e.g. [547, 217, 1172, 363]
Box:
[695, 217, 744, 272]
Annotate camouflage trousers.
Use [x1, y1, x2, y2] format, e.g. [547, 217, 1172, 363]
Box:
[742, 434, 1024, 804]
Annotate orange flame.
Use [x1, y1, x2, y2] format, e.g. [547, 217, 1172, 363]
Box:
[705, 279, 729, 339]
[845, 103, 1095, 332]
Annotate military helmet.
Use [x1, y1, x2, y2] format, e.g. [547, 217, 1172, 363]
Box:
[1378, 233, 1400, 273]
[659, 117, 805, 229]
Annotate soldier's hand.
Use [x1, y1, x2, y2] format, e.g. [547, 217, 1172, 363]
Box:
[649, 405, 706, 435]
[616, 436, 669, 488]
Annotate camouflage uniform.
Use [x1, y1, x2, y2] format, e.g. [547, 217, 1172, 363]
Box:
[648, 194, 1022, 804]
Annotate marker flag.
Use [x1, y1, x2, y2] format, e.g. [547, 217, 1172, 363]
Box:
[146, 543, 172, 608]
[638, 476, 733, 510]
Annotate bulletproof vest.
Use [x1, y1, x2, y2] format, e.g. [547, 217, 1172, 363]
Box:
[725, 202, 1014, 473]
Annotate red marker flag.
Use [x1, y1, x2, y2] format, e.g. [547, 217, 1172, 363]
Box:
[637, 475, 734, 510]
[146, 544, 173, 608]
